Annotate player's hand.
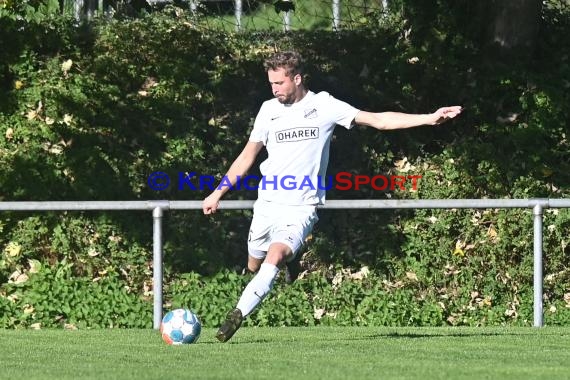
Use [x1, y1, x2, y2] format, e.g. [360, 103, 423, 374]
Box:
[203, 194, 221, 215]
[432, 106, 463, 125]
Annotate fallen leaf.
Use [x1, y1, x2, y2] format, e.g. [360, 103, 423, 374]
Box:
[4, 241, 21, 257]
[453, 240, 465, 256]
[487, 225, 498, 242]
[23, 305, 34, 314]
[394, 157, 414, 172]
[350, 266, 370, 280]
[26, 110, 38, 120]
[28, 259, 41, 274]
[61, 59, 73, 73]
[496, 113, 519, 124]
[314, 308, 325, 320]
[406, 271, 418, 281]
[63, 114, 73, 125]
[549, 305, 557, 313]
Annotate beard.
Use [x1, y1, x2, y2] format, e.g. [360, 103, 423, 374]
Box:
[275, 93, 295, 105]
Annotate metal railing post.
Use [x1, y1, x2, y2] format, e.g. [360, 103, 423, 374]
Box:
[234, 0, 242, 32]
[152, 206, 165, 329]
[332, 0, 341, 31]
[283, 10, 291, 31]
[532, 203, 544, 327]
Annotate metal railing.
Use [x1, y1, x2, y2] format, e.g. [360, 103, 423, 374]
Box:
[66, 0, 390, 31]
[2, 198, 569, 329]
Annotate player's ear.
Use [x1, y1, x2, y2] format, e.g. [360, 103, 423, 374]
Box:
[294, 73, 302, 85]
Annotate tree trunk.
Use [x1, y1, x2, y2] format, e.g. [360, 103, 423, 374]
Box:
[491, 0, 542, 51]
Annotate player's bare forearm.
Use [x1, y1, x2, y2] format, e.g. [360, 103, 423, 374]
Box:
[202, 141, 263, 214]
[355, 106, 462, 130]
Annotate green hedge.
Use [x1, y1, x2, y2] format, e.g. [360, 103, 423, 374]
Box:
[1, 7, 569, 328]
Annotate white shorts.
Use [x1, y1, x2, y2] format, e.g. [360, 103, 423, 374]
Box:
[247, 199, 318, 261]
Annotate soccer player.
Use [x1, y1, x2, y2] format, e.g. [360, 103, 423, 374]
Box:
[202, 50, 462, 342]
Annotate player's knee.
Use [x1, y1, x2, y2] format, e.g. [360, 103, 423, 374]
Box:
[266, 244, 293, 267]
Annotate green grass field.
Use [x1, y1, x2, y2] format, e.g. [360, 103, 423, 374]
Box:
[1, 327, 569, 379]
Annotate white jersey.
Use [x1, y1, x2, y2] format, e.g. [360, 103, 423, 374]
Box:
[249, 91, 360, 205]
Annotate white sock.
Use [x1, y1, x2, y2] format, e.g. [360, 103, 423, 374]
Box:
[236, 263, 280, 317]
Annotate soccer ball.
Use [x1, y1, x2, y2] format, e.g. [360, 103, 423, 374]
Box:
[160, 308, 202, 345]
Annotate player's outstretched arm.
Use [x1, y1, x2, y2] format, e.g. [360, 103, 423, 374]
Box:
[355, 106, 462, 131]
[202, 141, 264, 215]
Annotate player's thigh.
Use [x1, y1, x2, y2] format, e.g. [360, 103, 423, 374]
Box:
[270, 207, 318, 261]
[247, 205, 272, 254]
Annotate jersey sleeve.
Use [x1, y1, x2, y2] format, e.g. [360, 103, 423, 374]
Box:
[325, 93, 360, 130]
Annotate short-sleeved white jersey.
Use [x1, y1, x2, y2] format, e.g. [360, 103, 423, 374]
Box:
[249, 91, 360, 205]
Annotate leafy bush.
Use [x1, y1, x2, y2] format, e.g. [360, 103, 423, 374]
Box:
[160, 266, 570, 328]
[1, 5, 569, 328]
[1, 261, 152, 328]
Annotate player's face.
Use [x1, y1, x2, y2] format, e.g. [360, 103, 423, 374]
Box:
[267, 68, 301, 104]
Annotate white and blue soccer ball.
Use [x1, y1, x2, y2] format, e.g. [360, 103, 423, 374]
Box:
[160, 308, 202, 345]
